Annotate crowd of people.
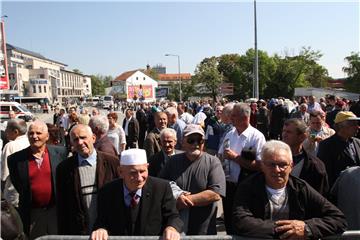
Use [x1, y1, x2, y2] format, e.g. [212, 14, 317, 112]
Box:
[1, 94, 360, 240]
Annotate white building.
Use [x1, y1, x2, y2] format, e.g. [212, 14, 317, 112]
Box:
[5, 44, 92, 103]
[110, 70, 158, 102]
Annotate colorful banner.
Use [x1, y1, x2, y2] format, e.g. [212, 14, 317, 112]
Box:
[0, 21, 9, 90]
[127, 85, 153, 100]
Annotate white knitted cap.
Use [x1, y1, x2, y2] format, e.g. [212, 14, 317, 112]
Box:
[120, 149, 147, 165]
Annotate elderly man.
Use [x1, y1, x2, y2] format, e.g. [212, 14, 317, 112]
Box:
[91, 149, 182, 240]
[160, 124, 226, 235]
[7, 120, 68, 239]
[317, 111, 360, 188]
[56, 124, 120, 235]
[303, 110, 335, 156]
[218, 102, 266, 234]
[1, 119, 30, 206]
[308, 95, 322, 113]
[233, 140, 347, 239]
[282, 118, 329, 195]
[205, 105, 224, 155]
[177, 102, 194, 124]
[165, 107, 186, 150]
[144, 111, 168, 158]
[89, 115, 117, 157]
[148, 128, 181, 177]
[290, 103, 310, 125]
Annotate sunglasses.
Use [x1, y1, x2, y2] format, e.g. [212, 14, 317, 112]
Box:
[187, 137, 204, 145]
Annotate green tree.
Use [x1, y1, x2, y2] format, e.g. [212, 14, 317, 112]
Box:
[193, 56, 224, 101]
[343, 52, 360, 93]
[265, 47, 328, 98]
[91, 75, 105, 95]
[90, 74, 114, 95]
[73, 69, 82, 74]
[167, 82, 180, 101]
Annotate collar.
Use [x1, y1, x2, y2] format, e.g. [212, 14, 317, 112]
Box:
[123, 183, 142, 197]
[15, 134, 28, 141]
[236, 125, 252, 138]
[78, 150, 97, 166]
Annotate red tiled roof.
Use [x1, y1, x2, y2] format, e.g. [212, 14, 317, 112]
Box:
[158, 73, 192, 81]
[113, 70, 138, 81]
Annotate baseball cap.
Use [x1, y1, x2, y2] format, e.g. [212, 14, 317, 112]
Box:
[334, 111, 360, 124]
[183, 124, 205, 137]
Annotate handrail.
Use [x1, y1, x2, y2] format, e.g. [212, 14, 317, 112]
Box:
[35, 231, 360, 240]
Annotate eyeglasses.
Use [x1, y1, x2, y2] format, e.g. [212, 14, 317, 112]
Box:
[263, 161, 291, 171]
[187, 137, 205, 145]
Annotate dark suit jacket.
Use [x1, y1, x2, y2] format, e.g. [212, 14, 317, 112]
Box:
[122, 117, 139, 148]
[233, 173, 347, 239]
[317, 134, 360, 187]
[7, 145, 68, 235]
[94, 135, 118, 157]
[93, 177, 183, 236]
[148, 150, 182, 177]
[298, 149, 329, 196]
[56, 151, 120, 235]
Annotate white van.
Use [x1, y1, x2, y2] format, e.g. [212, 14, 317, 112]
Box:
[101, 95, 114, 109]
[0, 101, 34, 122]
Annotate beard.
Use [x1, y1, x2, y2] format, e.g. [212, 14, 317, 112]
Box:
[186, 148, 202, 159]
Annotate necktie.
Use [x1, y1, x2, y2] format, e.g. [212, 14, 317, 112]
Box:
[129, 192, 139, 208]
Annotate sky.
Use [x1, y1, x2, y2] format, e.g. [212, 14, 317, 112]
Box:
[1, 0, 359, 79]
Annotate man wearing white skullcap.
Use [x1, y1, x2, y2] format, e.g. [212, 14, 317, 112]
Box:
[91, 149, 182, 240]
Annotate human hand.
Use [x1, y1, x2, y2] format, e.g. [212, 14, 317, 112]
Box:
[91, 228, 108, 240]
[224, 149, 238, 161]
[176, 193, 194, 210]
[163, 226, 180, 240]
[275, 220, 306, 239]
[314, 136, 323, 142]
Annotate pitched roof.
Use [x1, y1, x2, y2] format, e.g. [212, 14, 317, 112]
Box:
[157, 73, 192, 81]
[113, 70, 138, 81]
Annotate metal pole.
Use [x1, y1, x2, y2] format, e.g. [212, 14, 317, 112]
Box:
[254, 0, 259, 99]
[178, 55, 182, 102]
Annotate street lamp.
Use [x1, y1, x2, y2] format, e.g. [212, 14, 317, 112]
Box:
[253, 0, 259, 99]
[165, 53, 182, 102]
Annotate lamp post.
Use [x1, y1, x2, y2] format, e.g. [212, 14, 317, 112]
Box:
[253, 0, 259, 99]
[165, 53, 182, 102]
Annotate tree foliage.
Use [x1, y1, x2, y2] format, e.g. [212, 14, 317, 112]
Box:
[90, 74, 113, 96]
[343, 52, 360, 93]
[193, 56, 224, 101]
[167, 80, 195, 101]
[195, 46, 330, 99]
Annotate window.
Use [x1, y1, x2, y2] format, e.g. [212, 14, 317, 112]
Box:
[136, 77, 138, 80]
[58, 88, 60, 95]
[38, 86, 42, 93]
[0, 106, 10, 111]
[40, 74, 45, 78]
[13, 106, 21, 113]
[143, 77, 145, 80]
[44, 86, 47, 93]
[33, 85, 36, 93]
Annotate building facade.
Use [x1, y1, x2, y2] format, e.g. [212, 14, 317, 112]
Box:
[5, 43, 91, 103]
